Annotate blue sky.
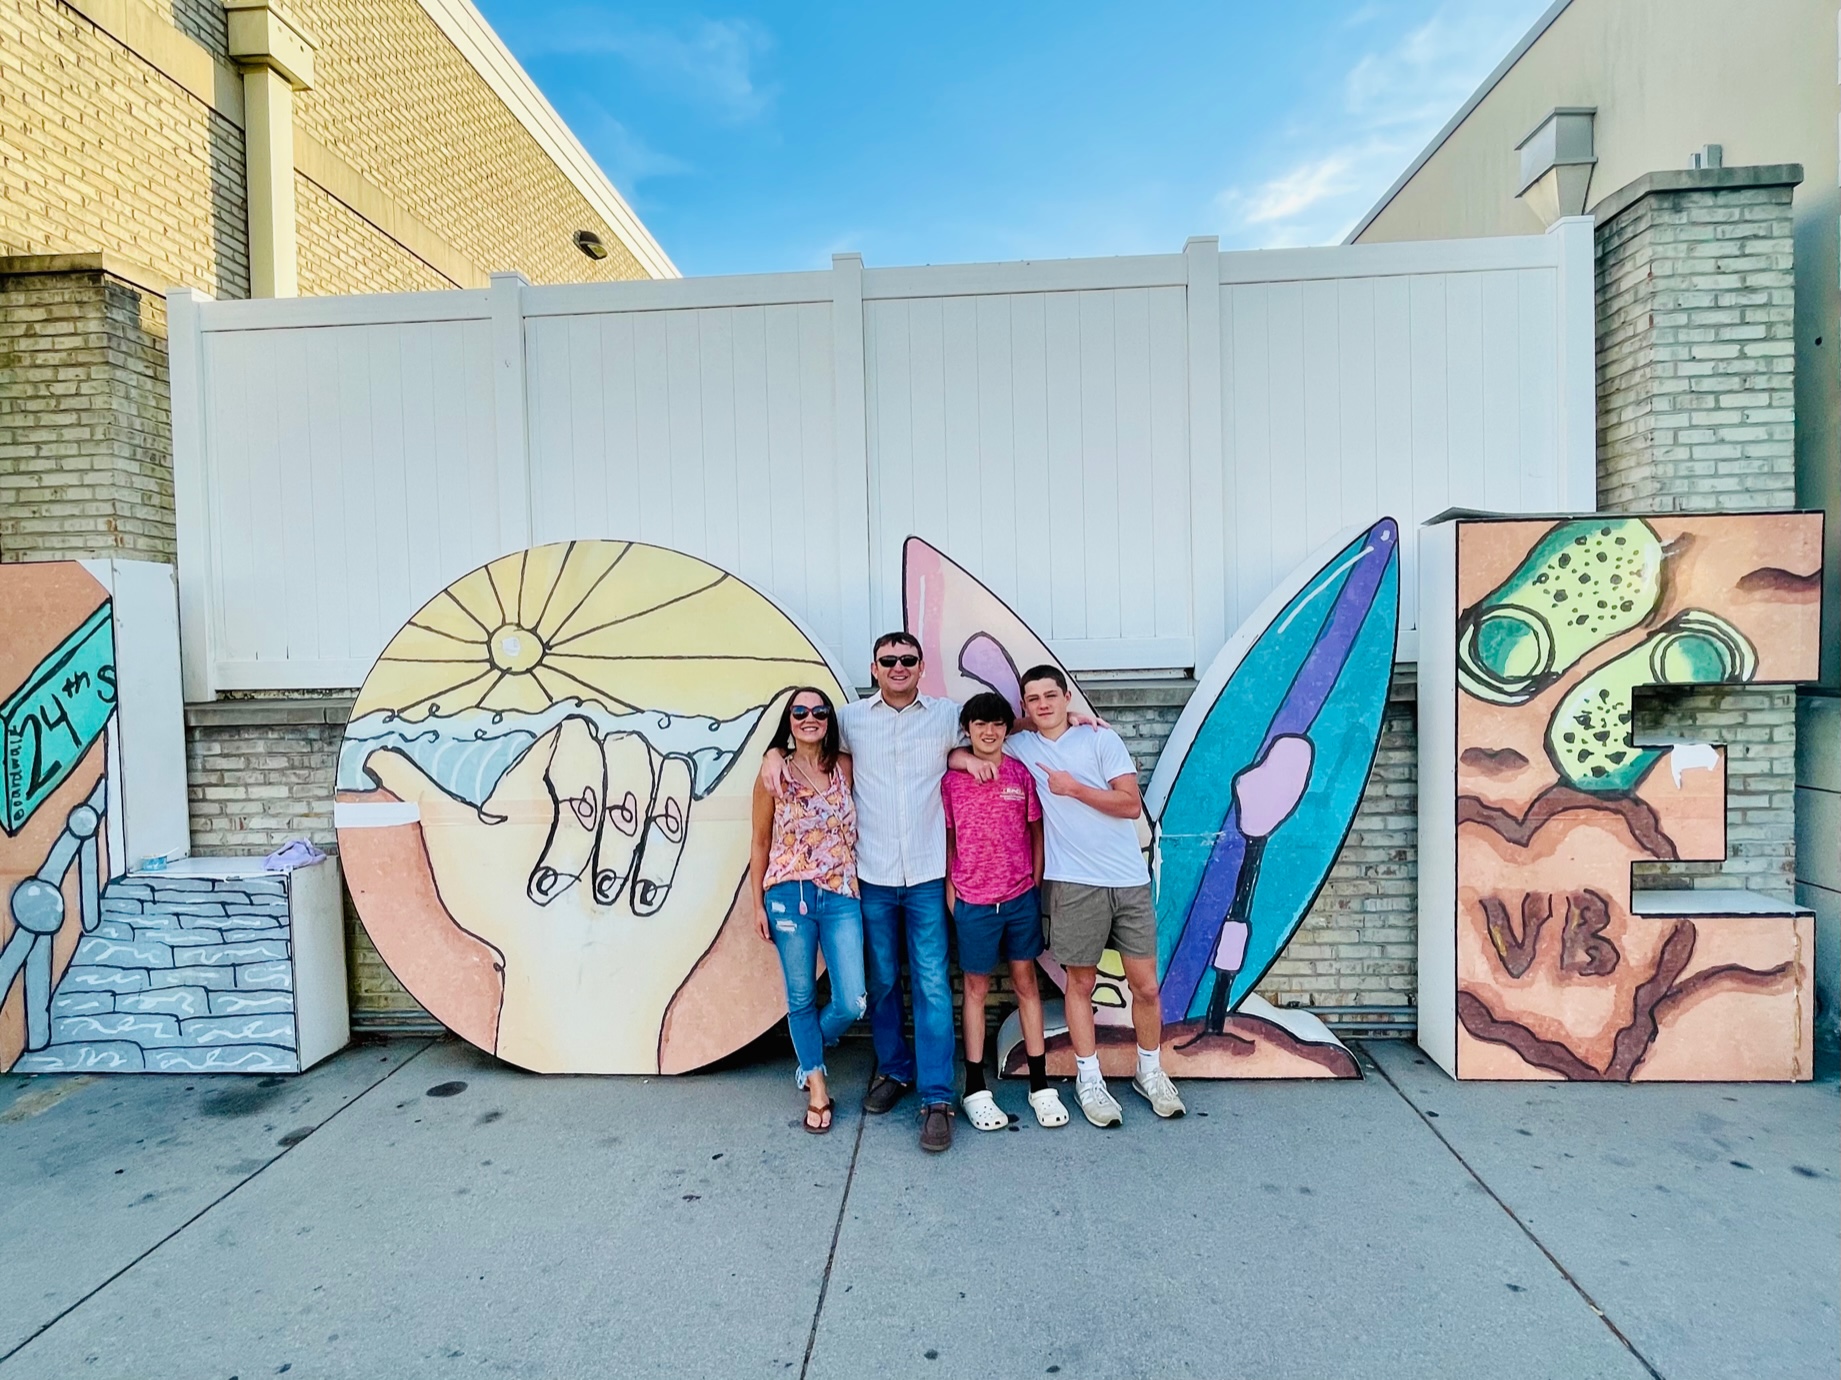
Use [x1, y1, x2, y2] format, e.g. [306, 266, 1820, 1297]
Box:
[475, 0, 1553, 277]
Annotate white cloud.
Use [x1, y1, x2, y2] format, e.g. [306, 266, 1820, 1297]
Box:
[579, 108, 692, 198]
[508, 13, 775, 124]
[1239, 153, 1356, 225]
[1216, 0, 1544, 248]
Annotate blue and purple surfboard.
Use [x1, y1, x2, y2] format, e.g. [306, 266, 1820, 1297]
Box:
[1147, 518, 1400, 1048]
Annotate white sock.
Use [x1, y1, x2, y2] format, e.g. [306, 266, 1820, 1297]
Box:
[1075, 1053, 1103, 1086]
[1137, 1045, 1162, 1078]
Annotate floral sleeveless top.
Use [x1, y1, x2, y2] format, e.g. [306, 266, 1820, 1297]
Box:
[765, 761, 858, 897]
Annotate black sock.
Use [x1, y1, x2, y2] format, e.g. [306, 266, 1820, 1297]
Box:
[963, 1056, 987, 1096]
[1026, 1052, 1048, 1093]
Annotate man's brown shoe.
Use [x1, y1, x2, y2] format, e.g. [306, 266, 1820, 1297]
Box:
[862, 1074, 911, 1116]
[919, 1101, 954, 1153]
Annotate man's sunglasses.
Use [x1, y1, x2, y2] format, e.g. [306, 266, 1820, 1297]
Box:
[877, 654, 921, 669]
[790, 705, 831, 720]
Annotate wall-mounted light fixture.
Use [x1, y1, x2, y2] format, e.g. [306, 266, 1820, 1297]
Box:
[573, 230, 609, 261]
[1515, 107, 1596, 226]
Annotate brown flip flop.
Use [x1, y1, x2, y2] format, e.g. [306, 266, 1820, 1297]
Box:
[804, 1099, 835, 1134]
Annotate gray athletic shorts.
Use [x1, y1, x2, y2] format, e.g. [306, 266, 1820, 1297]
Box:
[1041, 881, 1157, 967]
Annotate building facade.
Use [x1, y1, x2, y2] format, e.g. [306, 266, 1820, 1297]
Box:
[1, 0, 674, 1025]
[1347, 0, 1839, 1041]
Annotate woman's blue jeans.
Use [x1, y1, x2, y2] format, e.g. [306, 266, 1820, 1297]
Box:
[766, 881, 868, 1088]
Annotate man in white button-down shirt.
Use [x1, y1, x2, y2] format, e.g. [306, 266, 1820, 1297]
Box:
[765, 631, 962, 1151]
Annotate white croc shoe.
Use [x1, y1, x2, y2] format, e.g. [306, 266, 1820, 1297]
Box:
[1028, 1087, 1069, 1128]
[1075, 1078, 1123, 1128]
[961, 1089, 1008, 1132]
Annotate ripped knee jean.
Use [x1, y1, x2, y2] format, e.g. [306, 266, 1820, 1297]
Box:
[765, 880, 868, 1088]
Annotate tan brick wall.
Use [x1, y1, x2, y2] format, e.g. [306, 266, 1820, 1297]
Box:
[0, 0, 251, 298]
[289, 0, 651, 287]
[194, 678, 1424, 1032]
[185, 699, 432, 1025]
[3, 0, 662, 305]
[0, 265, 176, 561]
[295, 173, 453, 297]
[152, 0, 226, 50]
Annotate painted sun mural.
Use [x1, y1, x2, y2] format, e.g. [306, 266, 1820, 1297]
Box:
[335, 541, 845, 1075]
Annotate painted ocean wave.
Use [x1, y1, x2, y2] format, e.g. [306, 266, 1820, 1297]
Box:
[338, 700, 761, 806]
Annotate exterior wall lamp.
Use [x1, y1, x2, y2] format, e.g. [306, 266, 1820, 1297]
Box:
[1516, 107, 1596, 228]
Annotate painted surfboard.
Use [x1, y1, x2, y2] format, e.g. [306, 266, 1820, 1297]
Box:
[910, 531, 1392, 1079]
[903, 535, 1144, 1029]
[903, 536, 1097, 721]
[1147, 518, 1400, 1049]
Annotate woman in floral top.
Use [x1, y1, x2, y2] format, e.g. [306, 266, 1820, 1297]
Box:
[749, 686, 866, 1133]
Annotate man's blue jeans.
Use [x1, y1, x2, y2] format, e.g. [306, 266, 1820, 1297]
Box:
[766, 881, 867, 1088]
[858, 878, 955, 1105]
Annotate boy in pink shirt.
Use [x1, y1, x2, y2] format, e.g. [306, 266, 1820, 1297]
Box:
[941, 693, 1069, 1130]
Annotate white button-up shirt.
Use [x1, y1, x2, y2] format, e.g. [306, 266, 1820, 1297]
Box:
[838, 692, 962, 887]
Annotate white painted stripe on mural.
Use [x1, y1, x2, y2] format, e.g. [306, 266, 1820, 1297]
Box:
[333, 801, 421, 828]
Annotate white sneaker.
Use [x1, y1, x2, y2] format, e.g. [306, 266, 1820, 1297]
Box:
[1131, 1067, 1186, 1118]
[1075, 1077, 1123, 1128]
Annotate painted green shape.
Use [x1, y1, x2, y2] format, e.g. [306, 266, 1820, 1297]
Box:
[1546, 609, 1757, 795]
[1, 602, 116, 835]
[1458, 518, 1664, 704]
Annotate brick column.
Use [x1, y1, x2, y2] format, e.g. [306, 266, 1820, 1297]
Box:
[0, 255, 176, 563]
[1592, 165, 1803, 898]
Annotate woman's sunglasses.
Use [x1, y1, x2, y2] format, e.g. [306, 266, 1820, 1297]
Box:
[877, 655, 921, 669]
[790, 705, 831, 720]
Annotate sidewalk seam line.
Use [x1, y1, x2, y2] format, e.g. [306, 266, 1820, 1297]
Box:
[0, 1037, 438, 1368]
[1363, 1044, 1667, 1380]
[800, 1106, 866, 1380]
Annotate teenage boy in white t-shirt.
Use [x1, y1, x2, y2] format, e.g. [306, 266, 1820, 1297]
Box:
[957, 664, 1184, 1127]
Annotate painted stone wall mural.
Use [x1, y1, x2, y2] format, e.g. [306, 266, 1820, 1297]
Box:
[1, 561, 193, 1073]
[905, 524, 1399, 1080]
[1, 565, 117, 1074]
[1417, 512, 1825, 1081]
[335, 540, 847, 1075]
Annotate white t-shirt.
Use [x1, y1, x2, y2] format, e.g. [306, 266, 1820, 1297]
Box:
[1005, 724, 1148, 888]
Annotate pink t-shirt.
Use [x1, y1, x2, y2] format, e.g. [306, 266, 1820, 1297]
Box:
[941, 756, 1041, 905]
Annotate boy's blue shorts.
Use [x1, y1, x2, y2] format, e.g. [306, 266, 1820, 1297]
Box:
[952, 886, 1045, 975]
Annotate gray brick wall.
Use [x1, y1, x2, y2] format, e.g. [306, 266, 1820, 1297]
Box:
[1595, 175, 1798, 513]
[1593, 167, 1802, 897]
[1088, 674, 1418, 1022]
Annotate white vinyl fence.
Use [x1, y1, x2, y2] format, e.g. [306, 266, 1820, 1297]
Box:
[168, 221, 1595, 697]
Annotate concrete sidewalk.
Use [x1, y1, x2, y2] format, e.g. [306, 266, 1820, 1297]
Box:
[0, 1036, 1833, 1380]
